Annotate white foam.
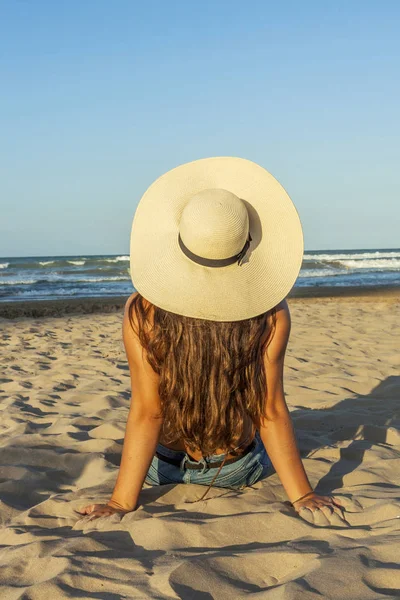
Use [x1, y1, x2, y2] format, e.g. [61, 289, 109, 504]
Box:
[67, 260, 86, 266]
[0, 262, 9, 269]
[336, 258, 400, 270]
[74, 276, 129, 282]
[299, 269, 341, 278]
[39, 261, 55, 266]
[0, 279, 37, 285]
[104, 255, 129, 263]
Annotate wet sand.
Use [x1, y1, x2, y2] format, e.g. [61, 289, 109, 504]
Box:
[1, 285, 399, 319]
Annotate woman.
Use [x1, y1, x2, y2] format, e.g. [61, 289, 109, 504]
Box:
[77, 157, 347, 527]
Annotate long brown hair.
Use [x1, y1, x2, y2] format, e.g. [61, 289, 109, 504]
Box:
[128, 293, 276, 455]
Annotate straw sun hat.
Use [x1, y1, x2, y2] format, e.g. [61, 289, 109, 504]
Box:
[129, 156, 304, 322]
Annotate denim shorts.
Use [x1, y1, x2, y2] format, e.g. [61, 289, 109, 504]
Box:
[144, 430, 273, 490]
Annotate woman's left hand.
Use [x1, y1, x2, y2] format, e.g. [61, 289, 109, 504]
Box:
[292, 492, 350, 527]
[75, 502, 131, 522]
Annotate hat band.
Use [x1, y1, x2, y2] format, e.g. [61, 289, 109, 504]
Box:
[178, 232, 252, 268]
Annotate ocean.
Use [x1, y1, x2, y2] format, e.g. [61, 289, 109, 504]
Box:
[1, 248, 400, 303]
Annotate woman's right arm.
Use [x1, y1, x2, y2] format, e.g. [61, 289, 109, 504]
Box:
[107, 294, 163, 512]
[257, 299, 347, 525]
[257, 299, 314, 503]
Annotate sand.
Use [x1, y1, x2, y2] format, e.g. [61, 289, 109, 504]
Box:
[0, 292, 399, 599]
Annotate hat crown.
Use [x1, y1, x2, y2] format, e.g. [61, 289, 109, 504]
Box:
[179, 189, 249, 260]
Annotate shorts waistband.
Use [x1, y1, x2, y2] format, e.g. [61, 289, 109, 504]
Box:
[155, 437, 256, 470]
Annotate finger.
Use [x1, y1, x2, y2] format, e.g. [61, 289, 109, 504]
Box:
[317, 505, 342, 526]
[298, 506, 315, 524]
[327, 503, 351, 526]
[318, 503, 334, 514]
[76, 506, 91, 514]
[331, 501, 346, 520]
[315, 496, 341, 508]
[315, 497, 346, 518]
[87, 510, 114, 520]
[329, 496, 344, 510]
[312, 507, 331, 526]
[330, 510, 351, 527]
[332, 495, 363, 511]
[314, 499, 345, 518]
[87, 504, 106, 514]
[87, 512, 106, 521]
[318, 495, 336, 504]
[303, 500, 324, 512]
[322, 503, 351, 526]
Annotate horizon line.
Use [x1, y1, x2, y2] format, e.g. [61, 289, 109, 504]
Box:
[1, 245, 400, 261]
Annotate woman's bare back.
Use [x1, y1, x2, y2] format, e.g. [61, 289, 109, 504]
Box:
[133, 294, 258, 460]
[158, 419, 256, 460]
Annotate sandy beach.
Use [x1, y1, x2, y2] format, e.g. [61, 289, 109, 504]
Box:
[0, 291, 399, 599]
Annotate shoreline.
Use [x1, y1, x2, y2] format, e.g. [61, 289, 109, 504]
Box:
[0, 285, 399, 319]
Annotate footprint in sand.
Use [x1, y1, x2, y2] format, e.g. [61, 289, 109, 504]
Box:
[53, 382, 76, 392]
[20, 381, 33, 389]
[37, 362, 52, 370]
[37, 352, 57, 361]
[40, 399, 56, 407]
[10, 365, 28, 373]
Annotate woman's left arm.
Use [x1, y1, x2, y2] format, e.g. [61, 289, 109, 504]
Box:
[76, 294, 163, 522]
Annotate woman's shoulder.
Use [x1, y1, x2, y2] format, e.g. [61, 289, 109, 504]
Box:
[123, 292, 138, 325]
[274, 297, 289, 314]
[273, 298, 291, 327]
[124, 291, 141, 307]
[123, 292, 154, 337]
[264, 298, 291, 363]
[124, 291, 153, 310]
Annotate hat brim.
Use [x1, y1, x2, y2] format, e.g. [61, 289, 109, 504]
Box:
[130, 156, 304, 321]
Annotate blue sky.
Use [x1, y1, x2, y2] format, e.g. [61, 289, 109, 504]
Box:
[1, 1, 399, 257]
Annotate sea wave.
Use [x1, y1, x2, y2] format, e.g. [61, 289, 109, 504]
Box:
[74, 276, 130, 282]
[301, 260, 339, 270]
[305, 251, 400, 261]
[0, 279, 37, 286]
[104, 256, 129, 263]
[335, 258, 400, 270]
[299, 269, 343, 278]
[0, 274, 130, 286]
[67, 260, 86, 266]
[39, 261, 55, 266]
[0, 263, 9, 269]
